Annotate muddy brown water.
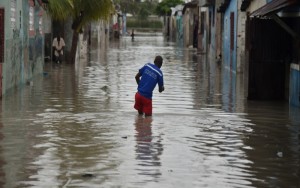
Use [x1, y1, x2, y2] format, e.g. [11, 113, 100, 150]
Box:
[0, 36, 299, 188]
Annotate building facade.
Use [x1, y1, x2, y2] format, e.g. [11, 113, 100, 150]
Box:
[246, 0, 300, 105]
[0, 0, 46, 97]
[194, 0, 300, 107]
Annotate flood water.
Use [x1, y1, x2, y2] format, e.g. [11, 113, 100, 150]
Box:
[0, 35, 300, 188]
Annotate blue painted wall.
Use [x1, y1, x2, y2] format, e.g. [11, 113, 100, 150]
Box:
[290, 66, 300, 107]
[176, 15, 183, 47]
[223, 0, 237, 73]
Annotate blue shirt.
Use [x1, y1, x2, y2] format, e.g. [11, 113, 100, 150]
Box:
[137, 63, 164, 99]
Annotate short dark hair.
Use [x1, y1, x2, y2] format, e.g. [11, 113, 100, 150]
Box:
[154, 55, 163, 67]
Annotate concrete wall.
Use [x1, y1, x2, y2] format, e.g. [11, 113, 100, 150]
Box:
[0, 0, 45, 96]
[76, 20, 110, 64]
[183, 8, 198, 48]
[247, 0, 267, 13]
[236, 1, 247, 74]
[200, 7, 208, 53]
[208, 6, 216, 62]
[183, 9, 192, 48]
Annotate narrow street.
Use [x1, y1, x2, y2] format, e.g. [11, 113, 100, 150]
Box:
[0, 35, 299, 188]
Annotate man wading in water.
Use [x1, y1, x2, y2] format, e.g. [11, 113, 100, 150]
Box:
[134, 55, 165, 116]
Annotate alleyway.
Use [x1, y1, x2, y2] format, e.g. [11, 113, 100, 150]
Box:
[0, 35, 299, 188]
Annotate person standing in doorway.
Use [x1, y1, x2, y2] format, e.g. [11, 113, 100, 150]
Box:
[134, 55, 165, 116]
[52, 34, 65, 64]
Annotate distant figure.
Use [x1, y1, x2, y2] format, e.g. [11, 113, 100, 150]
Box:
[131, 29, 135, 41]
[134, 55, 165, 116]
[52, 34, 65, 64]
[216, 54, 222, 64]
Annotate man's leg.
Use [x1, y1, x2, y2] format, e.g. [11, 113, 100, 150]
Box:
[58, 54, 62, 64]
[144, 98, 152, 116]
[134, 92, 144, 115]
[59, 54, 64, 64]
[55, 55, 59, 64]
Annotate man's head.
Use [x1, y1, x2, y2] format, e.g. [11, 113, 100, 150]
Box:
[154, 55, 163, 68]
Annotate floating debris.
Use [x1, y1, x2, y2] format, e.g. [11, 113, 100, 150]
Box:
[101, 85, 108, 91]
[82, 173, 94, 178]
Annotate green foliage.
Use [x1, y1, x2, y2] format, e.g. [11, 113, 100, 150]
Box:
[115, 0, 158, 19]
[156, 0, 184, 16]
[138, 2, 152, 20]
[46, 0, 114, 31]
[115, 0, 140, 15]
[127, 20, 162, 29]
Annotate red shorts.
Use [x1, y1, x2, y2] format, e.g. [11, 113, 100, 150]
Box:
[134, 92, 152, 115]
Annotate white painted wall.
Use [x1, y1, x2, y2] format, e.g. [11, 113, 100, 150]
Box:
[248, 0, 268, 13]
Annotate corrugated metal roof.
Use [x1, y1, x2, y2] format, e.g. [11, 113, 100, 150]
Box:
[250, 0, 299, 18]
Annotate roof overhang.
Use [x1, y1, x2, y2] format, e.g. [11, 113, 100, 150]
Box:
[171, 4, 184, 16]
[217, 0, 231, 13]
[199, 0, 215, 7]
[183, 0, 198, 14]
[241, 0, 252, 11]
[250, 0, 300, 18]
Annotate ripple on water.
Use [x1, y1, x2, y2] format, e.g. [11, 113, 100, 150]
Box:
[1, 36, 299, 188]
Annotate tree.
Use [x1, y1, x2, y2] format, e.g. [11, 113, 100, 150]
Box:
[45, 0, 114, 64]
[156, 0, 183, 16]
[138, 1, 157, 21]
[116, 0, 139, 15]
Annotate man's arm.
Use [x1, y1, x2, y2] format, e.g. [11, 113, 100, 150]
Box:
[158, 75, 164, 93]
[61, 38, 66, 51]
[159, 85, 164, 93]
[135, 72, 141, 85]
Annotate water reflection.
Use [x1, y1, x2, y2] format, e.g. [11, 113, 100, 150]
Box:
[0, 36, 299, 187]
[134, 116, 163, 181]
[0, 120, 4, 188]
[243, 101, 300, 188]
[222, 67, 236, 112]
